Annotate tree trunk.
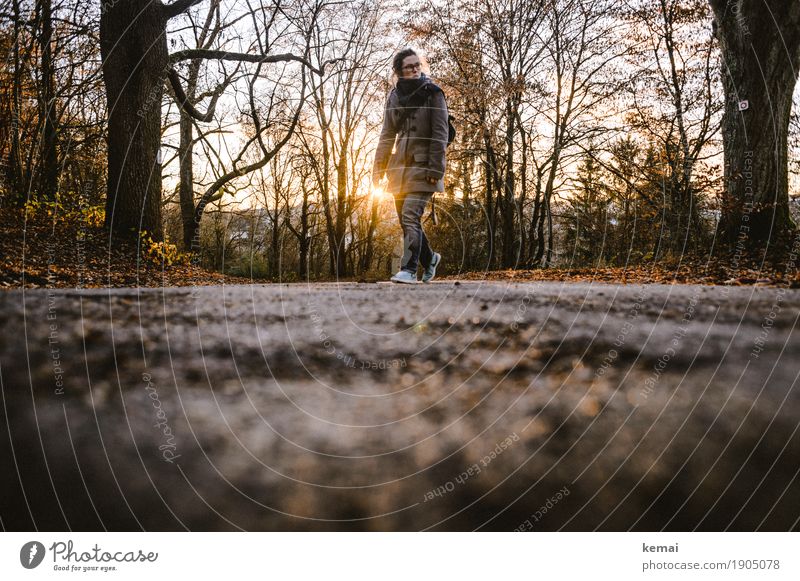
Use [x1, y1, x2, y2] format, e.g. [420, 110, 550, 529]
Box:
[460, 156, 476, 268]
[517, 123, 528, 262]
[527, 172, 543, 266]
[483, 128, 497, 268]
[361, 195, 379, 273]
[545, 191, 553, 267]
[100, 0, 167, 241]
[538, 154, 559, 267]
[179, 113, 195, 249]
[316, 119, 337, 277]
[320, 181, 336, 276]
[334, 149, 348, 277]
[8, 0, 25, 205]
[292, 179, 311, 279]
[534, 190, 546, 267]
[38, 0, 58, 201]
[710, 0, 800, 252]
[299, 239, 309, 279]
[270, 214, 280, 280]
[501, 99, 517, 268]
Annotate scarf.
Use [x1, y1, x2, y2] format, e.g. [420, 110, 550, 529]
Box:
[395, 73, 430, 111]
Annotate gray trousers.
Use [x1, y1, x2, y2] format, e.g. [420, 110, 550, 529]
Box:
[394, 191, 434, 273]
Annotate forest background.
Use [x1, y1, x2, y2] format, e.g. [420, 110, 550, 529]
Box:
[2, 0, 799, 286]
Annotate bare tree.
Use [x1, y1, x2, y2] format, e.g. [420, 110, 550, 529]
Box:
[622, 0, 721, 256]
[36, 0, 58, 199]
[1, 0, 103, 206]
[99, 0, 335, 247]
[284, 132, 322, 278]
[169, 0, 242, 249]
[524, 0, 623, 267]
[300, 0, 390, 277]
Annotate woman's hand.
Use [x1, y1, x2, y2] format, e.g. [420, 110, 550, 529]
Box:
[425, 176, 437, 185]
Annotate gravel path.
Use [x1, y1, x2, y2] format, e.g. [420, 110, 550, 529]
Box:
[1, 280, 799, 530]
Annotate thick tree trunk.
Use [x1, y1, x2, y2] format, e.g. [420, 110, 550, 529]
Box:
[710, 0, 800, 252]
[100, 0, 167, 241]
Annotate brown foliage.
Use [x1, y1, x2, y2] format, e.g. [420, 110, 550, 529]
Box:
[0, 206, 254, 289]
[446, 257, 800, 288]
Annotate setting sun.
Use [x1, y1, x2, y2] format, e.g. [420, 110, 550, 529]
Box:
[370, 182, 386, 200]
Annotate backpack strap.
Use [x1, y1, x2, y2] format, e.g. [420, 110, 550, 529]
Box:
[395, 106, 415, 131]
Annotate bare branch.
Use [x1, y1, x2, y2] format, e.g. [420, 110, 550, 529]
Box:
[169, 49, 341, 75]
[162, 0, 206, 20]
[166, 68, 224, 122]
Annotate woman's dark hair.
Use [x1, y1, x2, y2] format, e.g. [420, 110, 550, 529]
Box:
[392, 48, 418, 76]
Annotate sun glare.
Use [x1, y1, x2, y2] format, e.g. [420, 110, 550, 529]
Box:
[370, 183, 386, 200]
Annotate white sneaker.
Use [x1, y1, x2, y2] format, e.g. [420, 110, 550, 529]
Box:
[422, 252, 441, 283]
[390, 270, 418, 284]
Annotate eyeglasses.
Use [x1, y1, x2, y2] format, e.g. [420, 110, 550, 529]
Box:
[401, 62, 422, 71]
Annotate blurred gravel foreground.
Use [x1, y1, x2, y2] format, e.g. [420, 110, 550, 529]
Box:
[1, 281, 799, 531]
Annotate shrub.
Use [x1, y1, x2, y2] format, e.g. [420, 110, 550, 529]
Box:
[140, 231, 189, 267]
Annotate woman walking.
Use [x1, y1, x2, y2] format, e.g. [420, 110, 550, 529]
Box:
[372, 48, 448, 284]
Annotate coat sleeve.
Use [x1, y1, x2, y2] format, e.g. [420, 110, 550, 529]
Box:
[372, 91, 397, 182]
[426, 89, 448, 181]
